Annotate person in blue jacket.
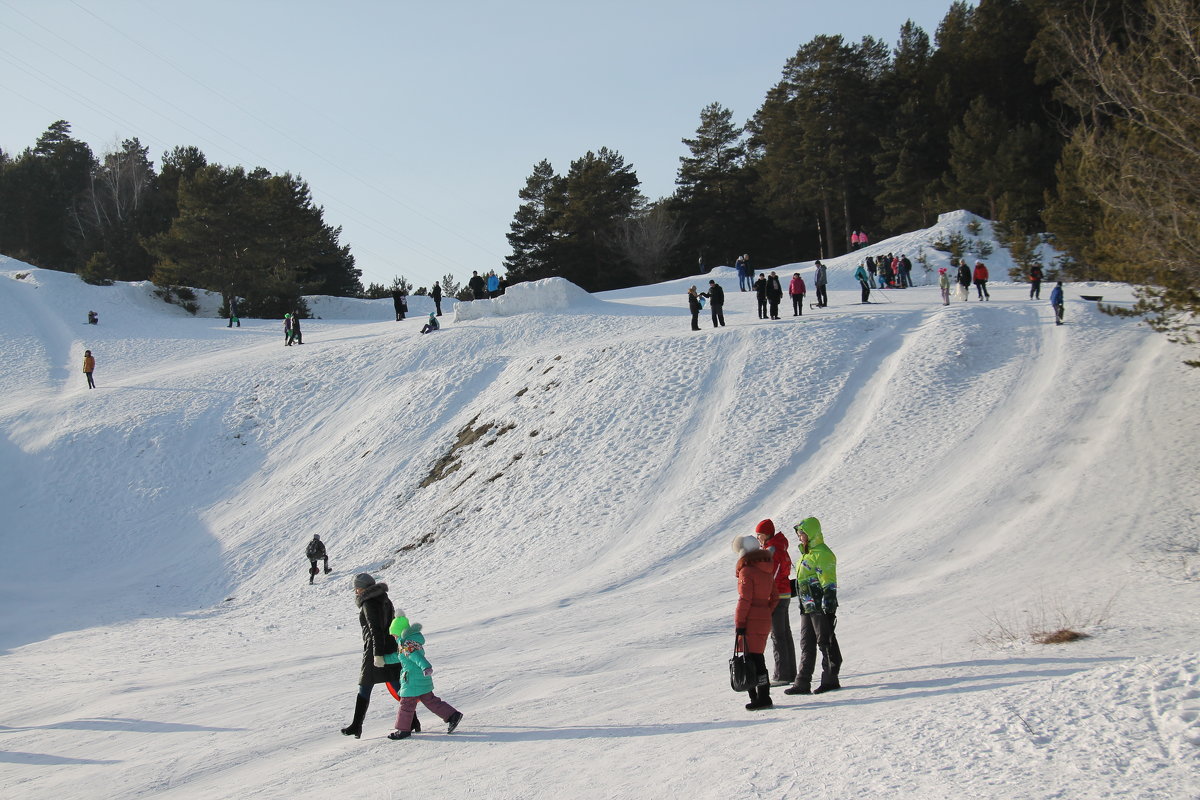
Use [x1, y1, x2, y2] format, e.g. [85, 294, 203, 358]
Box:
[386, 614, 464, 740]
[420, 312, 440, 335]
[1050, 282, 1065, 325]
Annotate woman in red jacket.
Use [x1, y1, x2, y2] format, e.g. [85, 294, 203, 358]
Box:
[788, 273, 807, 317]
[973, 261, 991, 300]
[733, 534, 779, 710]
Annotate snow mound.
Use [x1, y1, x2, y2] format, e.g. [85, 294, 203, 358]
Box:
[454, 276, 606, 320]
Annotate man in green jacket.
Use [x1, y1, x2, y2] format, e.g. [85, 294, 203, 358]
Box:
[784, 517, 843, 695]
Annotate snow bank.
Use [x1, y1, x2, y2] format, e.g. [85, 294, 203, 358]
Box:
[454, 276, 606, 320]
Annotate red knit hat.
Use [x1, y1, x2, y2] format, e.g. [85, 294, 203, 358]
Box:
[755, 519, 775, 535]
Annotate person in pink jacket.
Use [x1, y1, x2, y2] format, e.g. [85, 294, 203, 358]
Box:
[788, 273, 807, 316]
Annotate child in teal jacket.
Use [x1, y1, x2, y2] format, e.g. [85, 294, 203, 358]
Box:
[386, 614, 464, 740]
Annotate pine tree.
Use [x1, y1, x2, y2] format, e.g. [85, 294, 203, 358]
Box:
[504, 160, 563, 283]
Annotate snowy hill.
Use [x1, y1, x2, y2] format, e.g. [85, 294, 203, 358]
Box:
[1, 215, 1198, 799]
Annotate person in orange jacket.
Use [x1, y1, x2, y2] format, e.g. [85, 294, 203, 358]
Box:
[82, 349, 96, 389]
[733, 533, 779, 710]
[973, 261, 991, 300]
[755, 519, 796, 685]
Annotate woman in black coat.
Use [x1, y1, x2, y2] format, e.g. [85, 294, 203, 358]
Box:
[340, 573, 418, 738]
[687, 286, 702, 331]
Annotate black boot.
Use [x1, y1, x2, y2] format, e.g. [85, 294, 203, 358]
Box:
[341, 695, 369, 738]
[411, 715, 421, 733]
[784, 682, 812, 695]
[744, 688, 758, 711]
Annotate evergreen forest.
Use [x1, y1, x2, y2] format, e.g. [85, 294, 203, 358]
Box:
[0, 0, 1195, 346]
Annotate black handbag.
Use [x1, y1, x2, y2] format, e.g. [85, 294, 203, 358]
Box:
[729, 634, 753, 692]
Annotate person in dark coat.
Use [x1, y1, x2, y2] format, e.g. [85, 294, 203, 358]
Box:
[766, 272, 783, 320]
[306, 534, 329, 584]
[1029, 265, 1044, 299]
[392, 289, 406, 321]
[431, 282, 443, 316]
[814, 261, 828, 308]
[289, 312, 303, 345]
[700, 279, 725, 327]
[340, 573, 418, 739]
[753, 274, 768, 319]
[687, 286, 702, 331]
[956, 259, 973, 301]
[468, 271, 486, 300]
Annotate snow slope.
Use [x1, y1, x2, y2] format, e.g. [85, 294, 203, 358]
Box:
[1, 217, 1197, 799]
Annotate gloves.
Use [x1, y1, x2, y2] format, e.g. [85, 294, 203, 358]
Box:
[373, 655, 385, 668]
[423, 667, 434, 677]
[822, 586, 838, 615]
[735, 627, 746, 636]
[383, 653, 400, 665]
[799, 594, 816, 615]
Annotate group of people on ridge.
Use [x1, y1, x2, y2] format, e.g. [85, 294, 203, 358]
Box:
[733, 516, 842, 711]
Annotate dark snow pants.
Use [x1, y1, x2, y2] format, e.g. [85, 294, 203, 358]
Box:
[790, 294, 804, 316]
[816, 284, 828, 307]
[770, 596, 797, 682]
[796, 610, 841, 689]
[710, 304, 725, 327]
[859, 281, 871, 303]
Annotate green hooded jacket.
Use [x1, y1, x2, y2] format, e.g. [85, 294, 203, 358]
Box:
[794, 516, 837, 597]
[387, 617, 435, 697]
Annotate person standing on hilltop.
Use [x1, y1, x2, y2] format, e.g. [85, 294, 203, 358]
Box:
[814, 260, 828, 308]
[82, 349, 96, 389]
[431, 282, 443, 316]
[700, 279, 725, 328]
[788, 272, 806, 317]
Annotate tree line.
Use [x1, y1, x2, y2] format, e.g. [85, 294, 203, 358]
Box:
[0, 124, 362, 317]
[504, 0, 1198, 354]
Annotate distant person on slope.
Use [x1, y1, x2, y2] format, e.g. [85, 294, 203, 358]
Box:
[420, 312, 440, 335]
[392, 289, 406, 321]
[854, 262, 872, 304]
[788, 272, 807, 317]
[955, 259, 972, 302]
[487, 271, 500, 298]
[386, 614, 464, 740]
[700, 279, 725, 327]
[753, 273, 769, 319]
[785, 517, 842, 696]
[814, 260, 828, 308]
[82, 349, 96, 389]
[431, 282, 443, 316]
[306, 534, 330, 584]
[766, 272, 784, 320]
[289, 312, 303, 345]
[468, 271, 487, 300]
[227, 297, 240, 328]
[1029, 265, 1044, 300]
[755, 519, 797, 685]
[687, 286, 703, 331]
[938, 267, 951, 306]
[1050, 281, 1065, 325]
[283, 313, 294, 346]
[732, 534, 777, 710]
[341, 573, 416, 739]
[973, 261, 991, 301]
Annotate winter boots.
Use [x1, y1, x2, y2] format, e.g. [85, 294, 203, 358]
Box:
[813, 680, 841, 694]
[783, 683, 811, 695]
[341, 695, 370, 739]
[447, 711, 464, 733]
[745, 684, 773, 711]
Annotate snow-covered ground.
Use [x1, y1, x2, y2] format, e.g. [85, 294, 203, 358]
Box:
[1, 213, 1197, 800]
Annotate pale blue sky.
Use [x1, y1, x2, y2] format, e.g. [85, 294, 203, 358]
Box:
[1, 0, 957, 289]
